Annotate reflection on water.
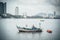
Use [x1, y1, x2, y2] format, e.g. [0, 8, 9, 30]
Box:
[0, 19, 60, 40]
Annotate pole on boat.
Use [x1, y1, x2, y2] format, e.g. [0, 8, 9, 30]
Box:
[39, 23, 41, 28]
[26, 25, 28, 27]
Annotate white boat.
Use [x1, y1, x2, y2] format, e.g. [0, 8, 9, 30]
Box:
[17, 25, 42, 32]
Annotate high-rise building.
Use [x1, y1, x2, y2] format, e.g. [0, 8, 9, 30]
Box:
[15, 7, 19, 15]
[0, 2, 6, 15]
[54, 11, 56, 16]
[4, 2, 6, 14]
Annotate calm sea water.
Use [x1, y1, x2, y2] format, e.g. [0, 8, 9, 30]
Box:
[0, 19, 60, 40]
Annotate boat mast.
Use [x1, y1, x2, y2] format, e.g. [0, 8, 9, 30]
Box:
[39, 23, 41, 28]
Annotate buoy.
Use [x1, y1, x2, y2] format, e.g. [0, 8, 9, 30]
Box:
[47, 30, 52, 33]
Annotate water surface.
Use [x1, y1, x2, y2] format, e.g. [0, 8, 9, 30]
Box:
[0, 19, 60, 40]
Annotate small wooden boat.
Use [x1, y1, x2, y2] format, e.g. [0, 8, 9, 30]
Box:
[17, 26, 42, 32]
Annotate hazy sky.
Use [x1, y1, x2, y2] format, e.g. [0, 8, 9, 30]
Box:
[0, 0, 60, 16]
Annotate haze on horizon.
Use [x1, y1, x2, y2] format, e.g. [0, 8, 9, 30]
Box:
[0, 0, 60, 16]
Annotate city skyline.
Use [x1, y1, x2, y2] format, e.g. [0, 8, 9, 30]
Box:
[0, 0, 60, 16]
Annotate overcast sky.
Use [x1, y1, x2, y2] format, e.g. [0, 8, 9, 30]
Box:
[0, 0, 60, 16]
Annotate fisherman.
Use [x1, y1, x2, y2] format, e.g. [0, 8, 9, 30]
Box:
[32, 25, 37, 30]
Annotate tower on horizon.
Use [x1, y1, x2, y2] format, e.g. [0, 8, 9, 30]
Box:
[15, 7, 19, 15]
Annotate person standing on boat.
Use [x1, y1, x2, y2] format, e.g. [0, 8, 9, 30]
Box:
[32, 25, 37, 30]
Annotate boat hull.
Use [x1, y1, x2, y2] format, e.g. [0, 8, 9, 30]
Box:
[17, 26, 42, 32]
[18, 28, 42, 32]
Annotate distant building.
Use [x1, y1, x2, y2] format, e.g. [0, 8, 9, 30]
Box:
[15, 7, 19, 15]
[54, 11, 56, 16]
[23, 12, 27, 18]
[0, 2, 6, 15]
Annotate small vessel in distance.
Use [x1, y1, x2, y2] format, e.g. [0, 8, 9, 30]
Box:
[47, 29, 52, 33]
[17, 25, 42, 32]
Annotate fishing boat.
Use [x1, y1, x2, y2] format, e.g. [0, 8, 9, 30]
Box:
[17, 25, 42, 32]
